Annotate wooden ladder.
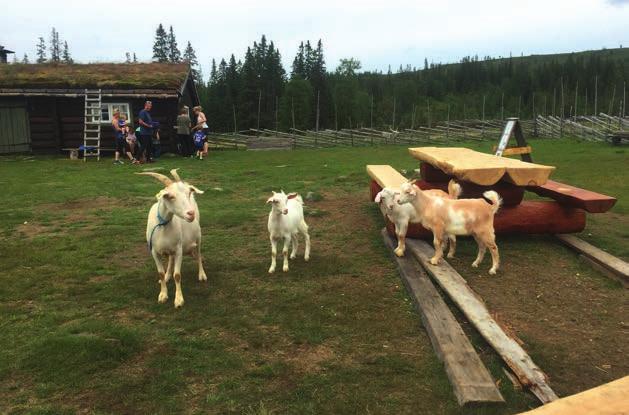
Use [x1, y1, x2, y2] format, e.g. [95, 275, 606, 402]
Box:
[83, 89, 102, 161]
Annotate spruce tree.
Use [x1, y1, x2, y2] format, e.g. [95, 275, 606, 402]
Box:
[167, 26, 181, 63]
[36, 37, 46, 63]
[22, 53, 29, 64]
[152, 24, 169, 62]
[133, 53, 138, 63]
[62, 41, 73, 64]
[49, 27, 61, 62]
[183, 41, 201, 82]
[209, 59, 218, 86]
[125, 52, 131, 63]
[291, 42, 306, 79]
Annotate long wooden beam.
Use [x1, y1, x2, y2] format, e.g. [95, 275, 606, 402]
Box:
[527, 180, 617, 213]
[556, 234, 629, 286]
[382, 230, 504, 406]
[404, 238, 559, 404]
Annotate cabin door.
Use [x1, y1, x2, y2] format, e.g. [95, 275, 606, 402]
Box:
[0, 99, 30, 153]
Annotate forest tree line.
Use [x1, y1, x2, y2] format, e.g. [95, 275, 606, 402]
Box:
[199, 35, 629, 132]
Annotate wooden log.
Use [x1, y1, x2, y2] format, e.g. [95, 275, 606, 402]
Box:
[556, 234, 629, 286]
[517, 376, 629, 415]
[370, 180, 586, 237]
[527, 180, 617, 213]
[414, 179, 525, 207]
[404, 238, 558, 404]
[381, 230, 504, 406]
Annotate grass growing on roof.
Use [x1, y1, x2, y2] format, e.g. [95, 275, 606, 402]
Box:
[0, 139, 627, 414]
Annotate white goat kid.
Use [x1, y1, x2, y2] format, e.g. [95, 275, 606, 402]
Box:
[138, 169, 206, 308]
[375, 180, 461, 258]
[398, 181, 502, 274]
[266, 191, 311, 273]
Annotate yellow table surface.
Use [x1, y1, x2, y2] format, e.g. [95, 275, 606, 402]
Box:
[409, 147, 555, 186]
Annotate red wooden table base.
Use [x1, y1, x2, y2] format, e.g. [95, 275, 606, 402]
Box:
[385, 201, 586, 239]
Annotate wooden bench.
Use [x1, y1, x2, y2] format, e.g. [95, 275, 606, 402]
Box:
[527, 180, 617, 213]
[518, 375, 628, 415]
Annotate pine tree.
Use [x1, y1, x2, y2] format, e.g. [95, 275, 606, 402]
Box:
[22, 53, 29, 64]
[36, 37, 46, 63]
[167, 26, 181, 63]
[183, 41, 201, 82]
[152, 24, 169, 62]
[304, 40, 314, 78]
[49, 27, 61, 62]
[291, 42, 306, 79]
[133, 53, 138, 63]
[62, 41, 73, 64]
[209, 59, 218, 86]
[125, 52, 131, 63]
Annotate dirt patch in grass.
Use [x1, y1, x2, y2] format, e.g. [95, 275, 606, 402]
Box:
[445, 238, 628, 397]
[15, 222, 49, 239]
[43, 196, 128, 211]
[111, 243, 148, 269]
[286, 343, 336, 373]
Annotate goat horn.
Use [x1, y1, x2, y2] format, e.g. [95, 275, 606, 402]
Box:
[136, 172, 173, 186]
[170, 169, 182, 182]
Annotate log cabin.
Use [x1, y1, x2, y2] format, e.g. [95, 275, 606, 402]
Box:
[0, 62, 199, 154]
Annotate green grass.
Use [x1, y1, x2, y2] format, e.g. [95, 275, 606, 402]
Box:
[0, 139, 627, 414]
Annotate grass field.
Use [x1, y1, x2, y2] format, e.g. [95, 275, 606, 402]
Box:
[0, 139, 627, 414]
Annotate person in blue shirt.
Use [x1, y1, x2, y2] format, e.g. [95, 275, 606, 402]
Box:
[137, 101, 154, 163]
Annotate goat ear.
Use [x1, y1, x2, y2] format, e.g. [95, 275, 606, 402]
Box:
[374, 191, 382, 203]
[287, 193, 298, 200]
[266, 196, 274, 204]
[189, 185, 204, 194]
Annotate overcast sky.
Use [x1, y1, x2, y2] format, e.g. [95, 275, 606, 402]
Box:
[2, 0, 629, 79]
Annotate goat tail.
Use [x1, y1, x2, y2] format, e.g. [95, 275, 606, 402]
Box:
[483, 191, 502, 214]
[447, 180, 462, 199]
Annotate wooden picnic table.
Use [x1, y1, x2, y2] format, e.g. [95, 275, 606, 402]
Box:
[409, 147, 555, 186]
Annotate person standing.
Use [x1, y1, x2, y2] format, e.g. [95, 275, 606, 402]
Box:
[111, 108, 125, 164]
[176, 107, 192, 156]
[138, 101, 154, 163]
[192, 106, 209, 158]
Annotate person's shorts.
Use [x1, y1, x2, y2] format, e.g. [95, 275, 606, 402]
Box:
[115, 135, 126, 152]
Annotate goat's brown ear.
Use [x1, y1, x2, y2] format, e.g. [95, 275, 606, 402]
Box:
[287, 193, 298, 200]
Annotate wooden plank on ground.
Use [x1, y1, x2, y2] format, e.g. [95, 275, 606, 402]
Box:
[381, 229, 504, 406]
[517, 376, 629, 415]
[527, 180, 617, 213]
[556, 234, 629, 286]
[405, 238, 559, 404]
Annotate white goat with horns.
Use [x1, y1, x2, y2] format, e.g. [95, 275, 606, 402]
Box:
[137, 169, 206, 308]
[266, 190, 311, 273]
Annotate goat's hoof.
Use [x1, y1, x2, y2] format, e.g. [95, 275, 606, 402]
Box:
[430, 258, 439, 265]
[471, 262, 479, 268]
[174, 298, 184, 308]
[304, 256, 310, 262]
[198, 273, 207, 282]
[268, 267, 275, 274]
[290, 254, 297, 260]
[283, 265, 289, 272]
[394, 248, 404, 257]
[158, 293, 168, 303]
[488, 268, 497, 275]
[447, 253, 455, 259]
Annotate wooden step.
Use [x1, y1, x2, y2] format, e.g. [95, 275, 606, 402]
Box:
[382, 230, 504, 406]
[527, 180, 617, 213]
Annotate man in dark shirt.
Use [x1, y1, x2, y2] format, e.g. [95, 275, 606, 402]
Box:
[138, 101, 154, 162]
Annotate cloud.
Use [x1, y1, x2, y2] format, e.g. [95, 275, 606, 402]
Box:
[608, 0, 629, 5]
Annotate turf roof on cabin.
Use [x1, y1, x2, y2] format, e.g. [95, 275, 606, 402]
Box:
[0, 63, 190, 90]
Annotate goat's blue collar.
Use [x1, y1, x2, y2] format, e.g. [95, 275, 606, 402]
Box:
[148, 200, 171, 252]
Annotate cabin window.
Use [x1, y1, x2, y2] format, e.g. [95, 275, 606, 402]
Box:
[100, 103, 132, 124]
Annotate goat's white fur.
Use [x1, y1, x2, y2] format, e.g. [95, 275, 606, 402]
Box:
[375, 180, 461, 257]
[266, 190, 311, 273]
[138, 169, 206, 308]
[398, 181, 502, 274]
